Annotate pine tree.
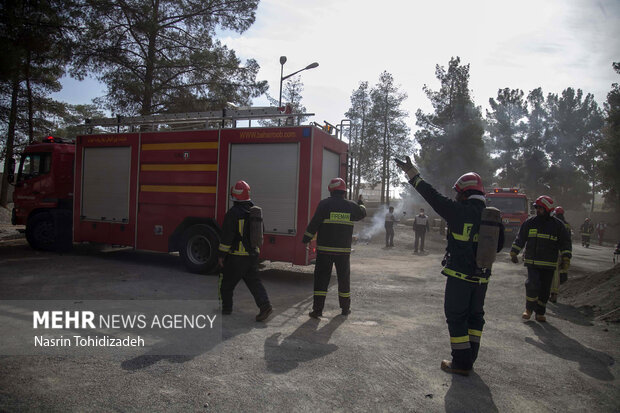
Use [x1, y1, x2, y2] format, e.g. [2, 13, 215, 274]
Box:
[415, 57, 489, 193]
[369, 71, 410, 204]
[518, 88, 550, 197]
[486, 88, 528, 186]
[73, 0, 267, 116]
[598, 62, 620, 210]
[345, 81, 372, 199]
[545, 88, 604, 209]
[0, 0, 78, 206]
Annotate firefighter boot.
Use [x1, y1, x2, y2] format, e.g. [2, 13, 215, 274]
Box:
[522, 309, 532, 320]
[341, 308, 351, 316]
[309, 310, 322, 319]
[256, 304, 273, 322]
[535, 314, 546, 322]
[549, 293, 557, 303]
[440, 360, 471, 376]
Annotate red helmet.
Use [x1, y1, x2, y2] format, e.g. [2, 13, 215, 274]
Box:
[328, 177, 346, 193]
[453, 172, 484, 194]
[230, 180, 251, 201]
[534, 195, 554, 212]
[554, 206, 565, 215]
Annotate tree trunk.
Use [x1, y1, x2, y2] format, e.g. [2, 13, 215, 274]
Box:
[1, 76, 20, 207]
[356, 118, 365, 201]
[141, 3, 159, 118]
[26, 52, 34, 143]
[386, 132, 391, 206]
[590, 181, 595, 213]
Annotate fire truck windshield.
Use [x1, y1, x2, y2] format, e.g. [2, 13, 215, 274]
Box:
[17, 152, 52, 182]
[486, 196, 528, 214]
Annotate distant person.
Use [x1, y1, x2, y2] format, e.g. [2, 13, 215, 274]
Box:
[396, 155, 504, 377]
[596, 221, 606, 246]
[549, 206, 572, 303]
[510, 196, 571, 322]
[303, 178, 366, 318]
[385, 206, 397, 247]
[357, 194, 364, 205]
[413, 208, 430, 253]
[580, 218, 594, 247]
[218, 180, 272, 322]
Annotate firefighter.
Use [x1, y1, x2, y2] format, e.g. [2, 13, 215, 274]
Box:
[218, 180, 272, 322]
[302, 178, 366, 318]
[385, 206, 397, 247]
[395, 156, 504, 377]
[580, 218, 594, 247]
[510, 196, 571, 322]
[413, 208, 430, 253]
[550, 206, 571, 303]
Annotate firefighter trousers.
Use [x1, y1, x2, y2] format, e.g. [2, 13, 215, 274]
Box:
[220, 255, 270, 312]
[525, 267, 554, 315]
[313, 253, 351, 313]
[444, 276, 487, 371]
[581, 234, 591, 247]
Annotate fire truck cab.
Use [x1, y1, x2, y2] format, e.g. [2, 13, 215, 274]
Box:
[12, 136, 75, 251]
[485, 188, 529, 241]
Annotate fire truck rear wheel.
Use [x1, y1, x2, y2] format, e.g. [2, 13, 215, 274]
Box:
[180, 225, 219, 274]
[26, 213, 55, 251]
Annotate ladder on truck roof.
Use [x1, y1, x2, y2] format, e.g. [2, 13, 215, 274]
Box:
[84, 106, 314, 131]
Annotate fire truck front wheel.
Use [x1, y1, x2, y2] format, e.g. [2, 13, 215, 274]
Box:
[180, 225, 219, 274]
[26, 212, 55, 251]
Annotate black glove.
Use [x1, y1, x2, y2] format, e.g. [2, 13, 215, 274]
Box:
[394, 156, 420, 180]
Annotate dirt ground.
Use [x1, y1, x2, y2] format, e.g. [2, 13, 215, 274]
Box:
[0, 217, 619, 412]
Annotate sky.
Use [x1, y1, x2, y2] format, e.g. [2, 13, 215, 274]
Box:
[53, 0, 620, 134]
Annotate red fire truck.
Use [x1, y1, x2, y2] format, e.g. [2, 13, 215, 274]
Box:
[485, 188, 530, 241]
[11, 107, 349, 273]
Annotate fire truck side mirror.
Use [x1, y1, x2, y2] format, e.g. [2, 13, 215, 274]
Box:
[6, 157, 16, 184]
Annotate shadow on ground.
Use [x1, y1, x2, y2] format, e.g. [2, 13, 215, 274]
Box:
[264, 316, 345, 373]
[122, 268, 325, 371]
[525, 321, 615, 381]
[444, 372, 498, 413]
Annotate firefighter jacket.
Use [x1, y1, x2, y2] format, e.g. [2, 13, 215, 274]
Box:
[218, 201, 257, 258]
[302, 194, 366, 254]
[411, 177, 504, 283]
[580, 221, 594, 235]
[511, 215, 572, 269]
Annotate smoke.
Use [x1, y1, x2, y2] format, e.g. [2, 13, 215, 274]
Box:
[358, 194, 424, 240]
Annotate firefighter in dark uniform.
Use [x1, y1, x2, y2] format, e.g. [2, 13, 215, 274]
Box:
[580, 218, 594, 247]
[396, 156, 504, 376]
[302, 178, 366, 318]
[218, 180, 272, 322]
[510, 195, 571, 322]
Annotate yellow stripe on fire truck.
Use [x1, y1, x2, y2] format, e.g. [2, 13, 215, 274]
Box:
[141, 185, 216, 193]
[141, 164, 218, 172]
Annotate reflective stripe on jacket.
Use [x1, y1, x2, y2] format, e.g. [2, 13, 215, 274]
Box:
[303, 194, 366, 254]
[218, 201, 258, 258]
[411, 177, 504, 283]
[511, 215, 571, 268]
